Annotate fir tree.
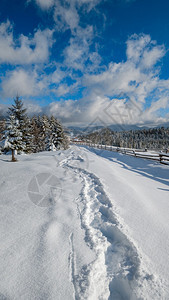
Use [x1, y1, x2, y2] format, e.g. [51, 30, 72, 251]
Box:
[40, 115, 50, 151]
[24, 117, 34, 153]
[0, 119, 6, 153]
[8, 96, 27, 131]
[54, 119, 69, 150]
[5, 115, 24, 161]
[47, 116, 59, 151]
[31, 116, 42, 153]
[55, 119, 65, 149]
[8, 96, 31, 153]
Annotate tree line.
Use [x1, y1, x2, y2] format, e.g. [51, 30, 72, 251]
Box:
[79, 127, 169, 150]
[0, 97, 69, 161]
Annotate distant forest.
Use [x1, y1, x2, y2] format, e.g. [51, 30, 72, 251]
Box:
[79, 127, 169, 150]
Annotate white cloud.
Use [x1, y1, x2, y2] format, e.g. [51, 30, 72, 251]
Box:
[47, 99, 81, 120]
[54, 3, 79, 32]
[24, 101, 43, 115]
[126, 34, 165, 69]
[55, 84, 71, 96]
[46, 34, 169, 126]
[51, 69, 65, 83]
[35, 0, 55, 9]
[35, 0, 101, 13]
[0, 21, 54, 65]
[32, 0, 101, 75]
[141, 46, 165, 69]
[33, 0, 101, 32]
[63, 26, 94, 71]
[1, 30, 169, 127]
[83, 34, 167, 108]
[1, 69, 46, 97]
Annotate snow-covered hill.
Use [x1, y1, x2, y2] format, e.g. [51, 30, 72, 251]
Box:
[0, 146, 169, 299]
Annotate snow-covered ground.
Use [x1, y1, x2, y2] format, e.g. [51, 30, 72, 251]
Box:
[0, 145, 169, 300]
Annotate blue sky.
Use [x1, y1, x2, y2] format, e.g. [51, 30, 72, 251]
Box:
[0, 0, 169, 126]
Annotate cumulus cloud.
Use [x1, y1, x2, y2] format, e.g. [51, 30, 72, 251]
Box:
[24, 101, 43, 116]
[1, 69, 46, 97]
[83, 34, 168, 106]
[63, 26, 94, 71]
[33, 0, 101, 76]
[35, 0, 55, 10]
[51, 68, 65, 84]
[34, 0, 101, 32]
[0, 21, 54, 65]
[55, 84, 71, 96]
[46, 34, 169, 126]
[126, 34, 165, 69]
[54, 2, 79, 32]
[1, 29, 169, 127]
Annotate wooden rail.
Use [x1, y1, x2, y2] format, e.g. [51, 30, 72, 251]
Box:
[72, 141, 169, 165]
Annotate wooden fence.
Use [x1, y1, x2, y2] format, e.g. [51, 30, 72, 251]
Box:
[72, 141, 169, 165]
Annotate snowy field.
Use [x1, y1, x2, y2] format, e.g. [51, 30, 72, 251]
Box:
[0, 145, 169, 300]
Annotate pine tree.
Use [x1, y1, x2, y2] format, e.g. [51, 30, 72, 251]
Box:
[40, 115, 51, 151]
[55, 119, 65, 149]
[45, 116, 69, 151]
[31, 116, 42, 153]
[5, 115, 24, 161]
[0, 119, 6, 153]
[46, 116, 58, 151]
[45, 118, 56, 151]
[8, 96, 27, 130]
[24, 117, 34, 153]
[8, 96, 32, 153]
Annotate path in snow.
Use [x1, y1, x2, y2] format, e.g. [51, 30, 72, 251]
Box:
[58, 150, 160, 300]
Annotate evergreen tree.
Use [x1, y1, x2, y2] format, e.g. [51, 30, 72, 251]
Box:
[31, 116, 42, 153]
[47, 116, 59, 151]
[40, 115, 51, 151]
[7, 96, 33, 153]
[55, 119, 67, 149]
[45, 117, 56, 151]
[8, 96, 27, 131]
[0, 119, 6, 153]
[1, 98, 70, 155]
[45, 116, 69, 151]
[0, 119, 5, 140]
[5, 115, 24, 161]
[24, 117, 34, 153]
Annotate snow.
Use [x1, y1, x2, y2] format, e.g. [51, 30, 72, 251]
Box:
[0, 145, 169, 299]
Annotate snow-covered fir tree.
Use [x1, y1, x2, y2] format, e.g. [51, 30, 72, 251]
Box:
[39, 115, 69, 151]
[8, 96, 33, 153]
[55, 119, 69, 150]
[45, 116, 56, 151]
[41, 115, 51, 151]
[1, 97, 69, 155]
[80, 126, 169, 151]
[31, 116, 42, 153]
[23, 117, 34, 153]
[8, 96, 27, 131]
[4, 115, 24, 161]
[0, 119, 6, 153]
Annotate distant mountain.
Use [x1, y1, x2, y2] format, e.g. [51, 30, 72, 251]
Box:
[68, 125, 103, 136]
[68, 122, 169, 136]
